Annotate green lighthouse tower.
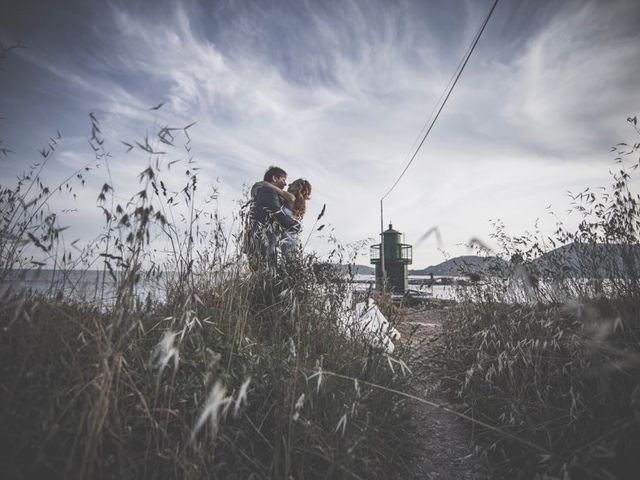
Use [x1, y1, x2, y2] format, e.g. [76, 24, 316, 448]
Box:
[370, 223, 412, 293]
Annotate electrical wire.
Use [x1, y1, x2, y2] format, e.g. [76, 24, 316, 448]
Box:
[381, 0, 500, 201]
[377, 0, 499, 290]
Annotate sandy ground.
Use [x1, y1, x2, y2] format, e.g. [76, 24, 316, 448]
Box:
[396, 305, 489, 480]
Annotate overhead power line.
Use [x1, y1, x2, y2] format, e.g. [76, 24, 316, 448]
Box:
[377, 0, 499, 290]
[381, 0, 500, 201]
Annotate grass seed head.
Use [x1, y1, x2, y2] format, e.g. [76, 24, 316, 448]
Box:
[191, 381, 232, 442]
[233, 377, 251, 417]
[150, 330, 179, 376]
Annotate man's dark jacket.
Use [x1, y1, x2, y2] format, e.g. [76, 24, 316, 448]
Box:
[249, 184, 299, 232]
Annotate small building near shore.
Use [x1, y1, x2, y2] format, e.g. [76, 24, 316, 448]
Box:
[370, 223, 412, 293]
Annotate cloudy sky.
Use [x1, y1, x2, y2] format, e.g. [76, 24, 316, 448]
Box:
[1, 0, 639, 268]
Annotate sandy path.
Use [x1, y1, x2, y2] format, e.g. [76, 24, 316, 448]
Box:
[397, 307, 489, 479]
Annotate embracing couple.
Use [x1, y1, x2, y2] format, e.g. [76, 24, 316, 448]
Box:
[245, 166, 312, 268]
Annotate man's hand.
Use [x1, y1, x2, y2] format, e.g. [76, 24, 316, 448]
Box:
[283, 191, 296, 204]
[290, 220, 302, 233]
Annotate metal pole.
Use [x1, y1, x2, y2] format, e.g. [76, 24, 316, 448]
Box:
[380, 199, 386, 292]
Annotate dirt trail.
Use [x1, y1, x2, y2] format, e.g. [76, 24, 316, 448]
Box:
[397, 306, 488, 480]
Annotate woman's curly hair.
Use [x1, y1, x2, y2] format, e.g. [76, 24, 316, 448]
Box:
[287, 179, 312, 219]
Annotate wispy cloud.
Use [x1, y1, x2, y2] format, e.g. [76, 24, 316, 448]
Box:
[500, 1, 640, 155]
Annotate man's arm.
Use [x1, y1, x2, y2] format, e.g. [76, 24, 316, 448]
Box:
[254, 187, 300, 231]
[254, 181, 295, 204]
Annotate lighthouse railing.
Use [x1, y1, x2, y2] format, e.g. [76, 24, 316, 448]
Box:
[370, 243, 412, 264]
[400, 244, 412, 263]
[370, 244, 381, 263]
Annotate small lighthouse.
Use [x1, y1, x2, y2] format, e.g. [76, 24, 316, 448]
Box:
[370, 223, 412, 293]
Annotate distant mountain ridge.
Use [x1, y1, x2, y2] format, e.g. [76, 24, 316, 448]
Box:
[335, 243, 640, 278]
[533, 242, 640, 277]
[408, 243, 640, 278]
[338, 256, 506, 277]
[409, 255, 507, 277]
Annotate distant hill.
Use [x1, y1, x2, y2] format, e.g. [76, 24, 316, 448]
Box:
[409, 255, 508, 277]
[335, 264, 375, 276]
[532, 243, 640, 278]
[407, 244, 640, 278]
[340, 243, 640, 279]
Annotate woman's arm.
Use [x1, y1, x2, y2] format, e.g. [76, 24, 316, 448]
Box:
[258, 181, 295, 204]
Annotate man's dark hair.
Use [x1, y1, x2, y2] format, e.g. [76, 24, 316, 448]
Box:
[263, 166, 287, 182]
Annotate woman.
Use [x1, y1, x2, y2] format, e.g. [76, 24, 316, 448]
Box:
[283, 179, 312, 220]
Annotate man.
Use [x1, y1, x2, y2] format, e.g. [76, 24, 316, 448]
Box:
[246, 166, 300, 268]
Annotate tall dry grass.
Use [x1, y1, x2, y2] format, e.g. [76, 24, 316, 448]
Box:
[441, 118, 640, 480]
[0, 111, 413, 479]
